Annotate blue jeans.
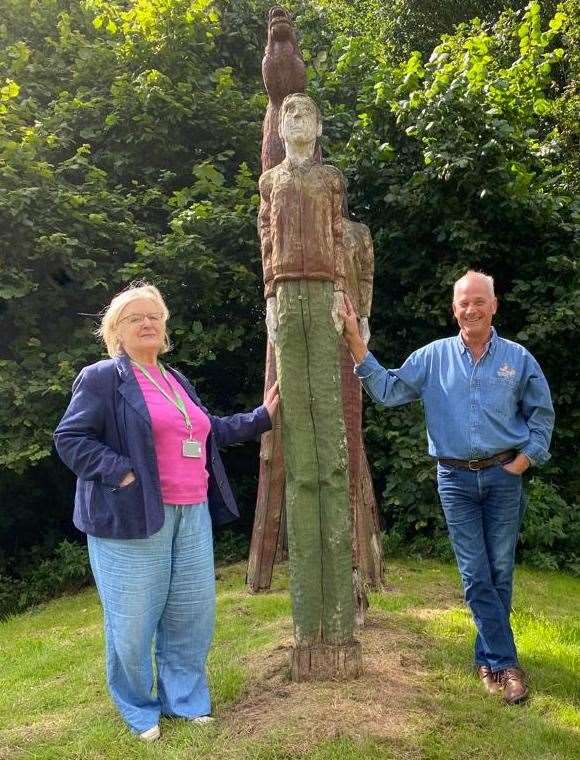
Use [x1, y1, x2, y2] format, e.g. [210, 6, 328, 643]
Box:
[437, 463, 523, 672]
[87, 503, 215, 733]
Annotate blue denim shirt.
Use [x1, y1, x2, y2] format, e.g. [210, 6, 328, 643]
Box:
[355, 329, 554, 465]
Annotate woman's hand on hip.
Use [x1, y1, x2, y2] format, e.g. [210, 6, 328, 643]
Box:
[119, 470, 136, 487]
[264, 381, 280, 421]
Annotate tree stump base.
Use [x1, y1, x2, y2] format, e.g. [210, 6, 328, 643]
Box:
[289, 641, 363, 682]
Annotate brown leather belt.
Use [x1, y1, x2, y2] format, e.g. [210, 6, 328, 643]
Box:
[437, 450, 517, 471]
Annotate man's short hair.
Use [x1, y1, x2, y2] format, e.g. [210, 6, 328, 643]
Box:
[279, 93, 322, 125]
[453, 270, 495, 299]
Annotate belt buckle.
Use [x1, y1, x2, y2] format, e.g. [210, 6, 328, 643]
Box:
[468, 459, 481, 471]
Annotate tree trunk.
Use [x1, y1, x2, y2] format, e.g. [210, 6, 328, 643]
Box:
[289, 641, 363, 682]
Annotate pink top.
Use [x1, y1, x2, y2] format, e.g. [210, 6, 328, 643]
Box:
[134, 365, 211, 505]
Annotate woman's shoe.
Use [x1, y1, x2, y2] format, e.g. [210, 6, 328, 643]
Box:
[138, 725, 161, 741]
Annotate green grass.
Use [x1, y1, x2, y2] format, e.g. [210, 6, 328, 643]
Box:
[0, 559, 578, 759]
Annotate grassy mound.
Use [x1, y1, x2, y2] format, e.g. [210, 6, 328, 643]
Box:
[0, 559, 578, 759]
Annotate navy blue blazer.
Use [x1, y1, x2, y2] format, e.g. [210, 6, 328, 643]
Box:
[54, 355, 271, 539]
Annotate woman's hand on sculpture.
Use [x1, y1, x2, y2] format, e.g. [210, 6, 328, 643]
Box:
[265, 296, 278, 344]
[264, 381, 280, 421]
[360, 317, 371, 345]
[331, 291, 345, 334]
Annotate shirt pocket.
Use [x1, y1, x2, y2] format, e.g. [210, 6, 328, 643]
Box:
[484, 377, 519, 418]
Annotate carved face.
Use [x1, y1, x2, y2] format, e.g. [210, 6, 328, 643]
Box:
[279, 97, 322, 148]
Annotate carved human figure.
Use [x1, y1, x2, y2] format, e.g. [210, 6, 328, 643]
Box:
[341, 219, 375, 608]
[258, 94, 355, 652]
[343, 219, 373, 338]
[249, 8, 382, 603]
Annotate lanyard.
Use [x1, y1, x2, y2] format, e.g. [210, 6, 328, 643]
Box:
[132, 361, 192, 435]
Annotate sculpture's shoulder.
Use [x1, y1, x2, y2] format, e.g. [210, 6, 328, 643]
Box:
[347, 223, 373, 260]
[319, 163, 346, 191]
[345, 219, 371, 239]
[258, 167, 276, 193]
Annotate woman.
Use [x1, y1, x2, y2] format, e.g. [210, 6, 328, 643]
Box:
[54, 283, 278, 741]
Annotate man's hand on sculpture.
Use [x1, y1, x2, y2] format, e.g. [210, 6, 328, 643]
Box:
[339, 294, 368, 364]
[266, 296, 278, 344]
[264, 381, 280, 422]
[339, 293, 359, 343]
[360, 317, 371, 346]
[331, 291, 345, 334]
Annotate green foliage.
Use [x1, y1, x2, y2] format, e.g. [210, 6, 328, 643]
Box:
[520, 477, 580, 572]
[0, 0, 578, 593]
[0, 540, 91, 619]
[306, 0, 579, 572]
[214, 528, 250, 565]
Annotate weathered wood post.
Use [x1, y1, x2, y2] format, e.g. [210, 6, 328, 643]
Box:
[248, 9, 382, 675]
[258, 89, 362, 679]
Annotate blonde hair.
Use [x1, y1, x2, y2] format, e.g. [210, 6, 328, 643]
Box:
[453, 270, 495, 300]
[97, 283, 171, 358]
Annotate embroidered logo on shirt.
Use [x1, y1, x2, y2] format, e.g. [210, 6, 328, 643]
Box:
[497, 363, 516, 380]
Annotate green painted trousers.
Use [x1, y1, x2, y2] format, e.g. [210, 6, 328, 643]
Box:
[275, 280, 354, 647]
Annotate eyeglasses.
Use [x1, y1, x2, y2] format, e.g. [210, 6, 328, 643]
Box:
[118, 312, 164, 326]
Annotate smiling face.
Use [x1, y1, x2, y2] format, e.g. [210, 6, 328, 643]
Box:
[279, 95, 321, 148]
[116, 297, 166, 361]
[452, 275, 497, 344]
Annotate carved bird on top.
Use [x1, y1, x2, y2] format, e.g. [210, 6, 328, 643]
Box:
[262, 7, 319, 172]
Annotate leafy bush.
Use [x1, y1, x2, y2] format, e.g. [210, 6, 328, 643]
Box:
[313, 0, 579, 572]
[520, 477, 580, 573]
[214, 528, 250, 565]
[0, 0, 578, 598]
[0, 540, 92, 619]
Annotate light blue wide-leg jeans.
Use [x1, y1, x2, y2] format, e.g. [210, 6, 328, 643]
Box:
[87, 503, 215, 734]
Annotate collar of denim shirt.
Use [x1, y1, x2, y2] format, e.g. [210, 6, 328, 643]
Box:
[456, 326, 498, 357]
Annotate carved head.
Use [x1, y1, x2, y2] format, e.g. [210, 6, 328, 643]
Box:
[279, 94, 322, 147]
[267, 6, 295, 44]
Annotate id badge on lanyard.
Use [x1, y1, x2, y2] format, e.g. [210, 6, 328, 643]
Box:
[182, 439, 202, 458]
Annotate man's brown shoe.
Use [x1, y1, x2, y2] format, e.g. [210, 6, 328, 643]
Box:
[497, 667, 529, 704]
[477, 665, 502, 695]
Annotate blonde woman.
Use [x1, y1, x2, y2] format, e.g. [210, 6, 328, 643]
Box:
[54, 283, 278, 740]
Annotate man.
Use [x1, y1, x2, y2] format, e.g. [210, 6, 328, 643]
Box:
[341, 270, 554, 702]
[258, 93, 357, 670]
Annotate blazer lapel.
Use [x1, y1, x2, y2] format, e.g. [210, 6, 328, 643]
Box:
[115, 355, 152, 425]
